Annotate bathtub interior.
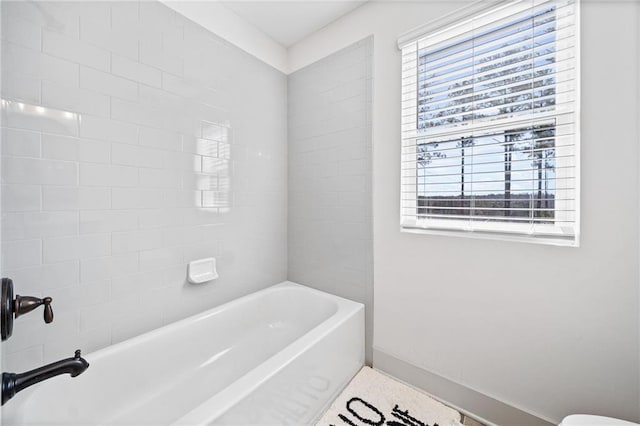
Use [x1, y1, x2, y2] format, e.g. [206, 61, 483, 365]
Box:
[3, 283, 363, 426]
[203, 307, 364, 426]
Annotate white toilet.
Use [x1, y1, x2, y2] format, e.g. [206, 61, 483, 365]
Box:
[560, 415, 640, 426]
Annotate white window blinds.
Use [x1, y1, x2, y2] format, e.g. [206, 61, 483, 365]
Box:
[399, 0, 579, 245]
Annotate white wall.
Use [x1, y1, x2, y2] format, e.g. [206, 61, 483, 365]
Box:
[290, 1, 640, 424]
[1, 1, 287, 371]
[287, 37, 373, 364]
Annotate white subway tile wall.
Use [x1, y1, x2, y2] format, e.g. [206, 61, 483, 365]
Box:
[1, 1, 287, 370]
[287, 37, 373, 364]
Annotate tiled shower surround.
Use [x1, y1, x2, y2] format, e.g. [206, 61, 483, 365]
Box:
[1, 1, 288, 370]
[287, 38, 373, 364]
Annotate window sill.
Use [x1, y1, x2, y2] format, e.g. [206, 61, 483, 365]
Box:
[400, 224, 579, 247]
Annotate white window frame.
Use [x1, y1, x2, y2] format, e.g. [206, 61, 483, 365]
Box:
[398, 0, 581, 246]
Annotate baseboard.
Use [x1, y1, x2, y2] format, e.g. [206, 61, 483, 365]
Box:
[373, 348, 555, 426]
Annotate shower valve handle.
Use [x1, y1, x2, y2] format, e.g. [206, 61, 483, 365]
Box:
[15, 295, 54, 323]
[2, 278, 54, 341]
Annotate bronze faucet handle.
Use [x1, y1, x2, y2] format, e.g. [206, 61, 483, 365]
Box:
[43, 297, 53, 324]
[1, 278, 54, 341]
[14, 295, 54, 324]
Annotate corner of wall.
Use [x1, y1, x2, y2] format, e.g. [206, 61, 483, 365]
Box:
[162, 1, 288, 74]
[637, 1, 640, 422]
[286, 2, 375, 74]
[373, 349, 556, 426]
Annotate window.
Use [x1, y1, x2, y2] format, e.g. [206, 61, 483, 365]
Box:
[399, 0, 579, 245]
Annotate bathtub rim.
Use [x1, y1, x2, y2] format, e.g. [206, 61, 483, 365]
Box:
[83, 280, 360, 363]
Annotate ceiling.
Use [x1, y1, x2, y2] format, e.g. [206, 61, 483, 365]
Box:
[220, 1, 368, 47]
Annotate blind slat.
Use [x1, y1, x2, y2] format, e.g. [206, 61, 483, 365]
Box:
[401, 188, 577, 195]
[406, 175, 575, 185]
[402, 137, 575, 154]
[402, 197, 575, 203]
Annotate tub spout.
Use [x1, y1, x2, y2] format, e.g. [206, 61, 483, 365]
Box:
[2, 349, 89, 405]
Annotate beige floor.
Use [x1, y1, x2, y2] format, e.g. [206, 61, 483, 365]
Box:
[462, 414, 487, 426]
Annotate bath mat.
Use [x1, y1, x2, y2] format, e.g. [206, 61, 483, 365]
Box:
[316, 367, 462, 426]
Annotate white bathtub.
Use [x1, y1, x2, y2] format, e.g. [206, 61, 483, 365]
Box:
[3, 282, 364, 425]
